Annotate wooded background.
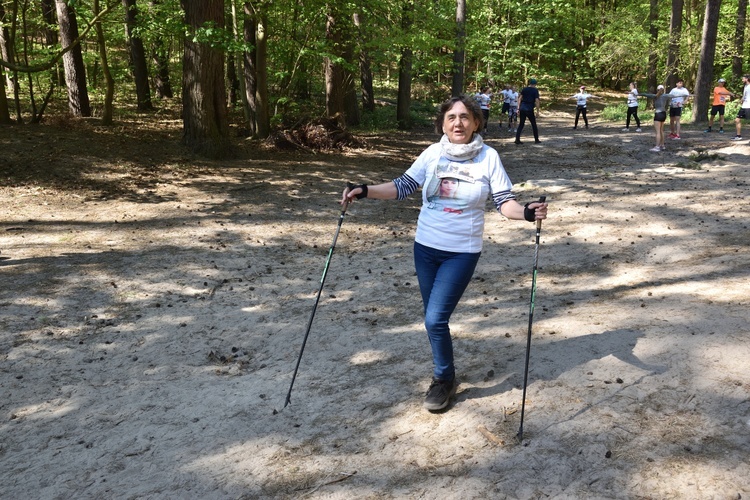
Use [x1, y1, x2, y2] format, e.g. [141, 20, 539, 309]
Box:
[0, 0, 747, 156]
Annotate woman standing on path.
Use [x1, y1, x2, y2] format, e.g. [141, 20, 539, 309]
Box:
[622, 82, 642, 132]
[570, 86, 598, 130]
[641, 85, 674, 151]
[342, 95, 548, 411]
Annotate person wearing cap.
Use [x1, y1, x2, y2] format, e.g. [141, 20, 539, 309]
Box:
[570, 85, 599, 130]
[515, 78, 541, 144]
[640, 84, 675, 151]
[705, 78, 735, 133]
[668, 79, 692, 139]
[731, 74, 750, 141]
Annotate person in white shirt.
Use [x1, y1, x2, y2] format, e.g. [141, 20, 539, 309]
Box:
[500, 85, 512, 116]
[475, 87, 492, 135]
[732, 74, 750, 141]
[668, 79, 692, 139]
[342, 95, 547, 411]
[570, 85, 599, 129]
[622, 82, 642, 132]
[506, 86, 519, 132]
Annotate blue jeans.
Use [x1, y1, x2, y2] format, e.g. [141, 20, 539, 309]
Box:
[414, 242, 481, 382]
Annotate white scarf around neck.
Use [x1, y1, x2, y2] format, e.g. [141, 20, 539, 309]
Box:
[439, 133, 484, 162]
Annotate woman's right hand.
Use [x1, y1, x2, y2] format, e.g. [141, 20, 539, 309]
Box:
[341, 184, 363, 206]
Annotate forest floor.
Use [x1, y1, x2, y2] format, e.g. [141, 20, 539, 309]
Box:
[1, 104, 749, 499]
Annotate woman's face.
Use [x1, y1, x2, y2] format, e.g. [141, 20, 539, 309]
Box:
[439, 178, 458, 197]
[442, 101, 479, 144]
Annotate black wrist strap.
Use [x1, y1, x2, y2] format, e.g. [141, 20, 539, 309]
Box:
[347, 182, 368, 199]
[523, 202, 536, 222]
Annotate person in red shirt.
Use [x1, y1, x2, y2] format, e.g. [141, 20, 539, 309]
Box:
[705, 78, 735, 133]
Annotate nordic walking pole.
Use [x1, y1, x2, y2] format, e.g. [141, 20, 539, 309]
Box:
[284, 198, 350, 408]
[517, 195, 546, 441]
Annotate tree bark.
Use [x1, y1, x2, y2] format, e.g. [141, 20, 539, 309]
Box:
[396, 1, 413, 130]
[0, 1, 17, 96]
[55, 0, 91, 116]
[181, 0, 230, 157]
[353, 12, 374, 113]
[451, 0, 466, 97]
[325, 6, 345, 121]
[665, 0, 684, 88]
[692, 0, 722, 124]
[123, 0, 152, 110]
[733, 0, 748, 82]
[95, 0, 115, 124]
[254, 12, 269, 138]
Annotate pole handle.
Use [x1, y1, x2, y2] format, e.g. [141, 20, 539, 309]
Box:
[535, 195, 546, 230]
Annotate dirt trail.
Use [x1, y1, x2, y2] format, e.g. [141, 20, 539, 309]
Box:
[1, 111, 749, 498]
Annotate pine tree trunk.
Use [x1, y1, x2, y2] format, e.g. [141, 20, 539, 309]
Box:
[95, 0, 115, 124]
[325, 7, 345, 121]
[181, 0, 230, 158]
[243, 6, 258, 137]
[55, 0, 91, 117]
[123, 0, 153, 110]
[692, 0, 723, 124]
[353, 12, 374, 113]
[647, 0, 659, 100]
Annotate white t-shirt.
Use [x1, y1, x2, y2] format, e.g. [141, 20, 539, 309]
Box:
[627, 88, 639, 107]
[477, 93, 491, 110]
[669, 87, 690, 107]
[404, 143, 514, 253]
[502, 89, 512, 104]
[574, 92, 592, 107]
[508, 91, 518, 108]
[742, 84, 750, 109]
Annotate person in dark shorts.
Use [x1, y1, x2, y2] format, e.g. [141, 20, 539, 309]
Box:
[705, 78, 734, 133]
[641, 85, 674, 151]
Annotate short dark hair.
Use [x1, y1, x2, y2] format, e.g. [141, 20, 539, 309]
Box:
[434, 95, 484, 135]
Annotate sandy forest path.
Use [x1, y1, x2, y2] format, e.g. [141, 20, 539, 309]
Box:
[1, 109, 749, 499]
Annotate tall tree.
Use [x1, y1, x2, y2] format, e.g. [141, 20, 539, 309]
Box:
[353, 12, 374, 113]
[243, 1, 269, 139]
[665, 0, 684, 87]
[324, 4, 345, 121]
[0, 1, 17, 98]
[181, 0, 230, 157]
[396, 0, 413, 129]
[733, 0, 748, 82]
[451, 0, 466, 96]
[55, 0, 91, 116]
[693, 0, 723, 124]
[123, 0, 153, 110]
[95, 0, 115, 124]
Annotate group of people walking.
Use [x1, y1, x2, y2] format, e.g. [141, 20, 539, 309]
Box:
[474, 74, 750, 151]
